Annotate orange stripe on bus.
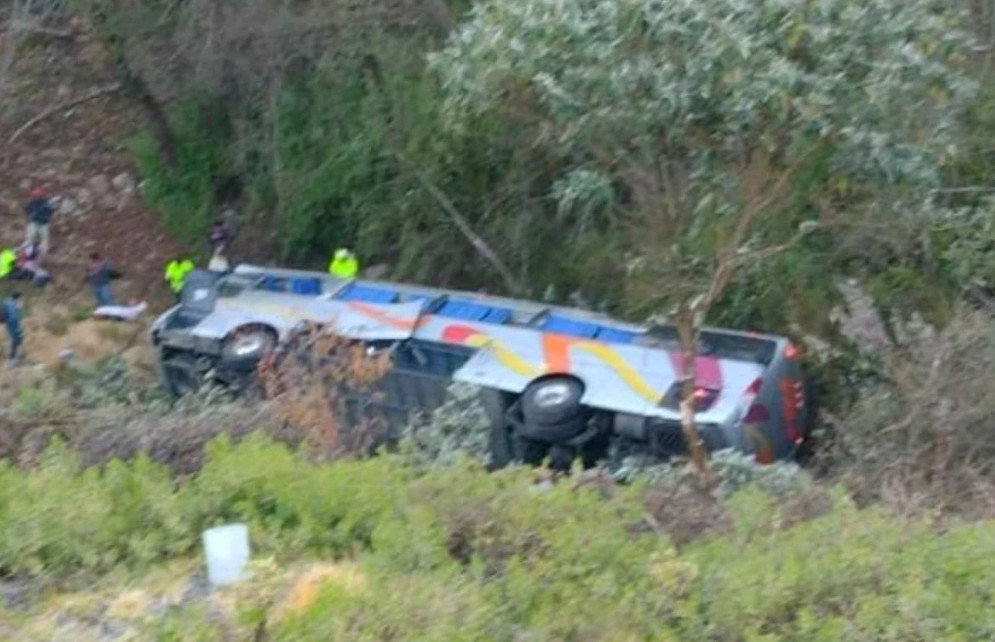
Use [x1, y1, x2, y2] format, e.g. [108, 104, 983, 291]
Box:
[446, 325, 664, 402]
[346, 302, 422, 330]
[541, 333, 573, 373]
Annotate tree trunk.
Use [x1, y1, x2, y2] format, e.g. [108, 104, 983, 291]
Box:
[91, 14, 178, 169]
[675, 305, 716, 491]
[116, 51, 178, 169]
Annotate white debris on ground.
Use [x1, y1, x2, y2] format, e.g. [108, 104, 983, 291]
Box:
[92, 301, 148, 321]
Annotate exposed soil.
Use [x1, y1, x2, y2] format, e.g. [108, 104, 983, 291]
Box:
[0, 16, 189, 311]
[0, 14, 208, 393]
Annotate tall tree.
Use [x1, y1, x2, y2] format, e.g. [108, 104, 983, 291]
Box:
[432, 0, 976, 482]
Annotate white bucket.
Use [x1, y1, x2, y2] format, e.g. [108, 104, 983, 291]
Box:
[202, 523, 250, 587]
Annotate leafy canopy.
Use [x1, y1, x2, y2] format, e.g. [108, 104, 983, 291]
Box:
[432, 0, 977, 311]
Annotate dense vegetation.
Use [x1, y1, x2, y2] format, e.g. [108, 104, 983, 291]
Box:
[3, 434, 995, 641]
[86, 0, 995, 330]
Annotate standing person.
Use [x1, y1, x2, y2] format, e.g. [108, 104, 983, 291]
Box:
[209, 218, 234, 255]
[86, 252, 120, 307]
[164, 257, 195, 300]
[328, 248, 359, 279]
[1, 292, 24, 365]
[208, 219, 235, 273]
[22, 187, 55, 257]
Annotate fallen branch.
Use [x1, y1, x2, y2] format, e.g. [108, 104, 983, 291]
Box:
[405, 162, 527, 296]
[930, 186, 995, 194]
[4, 20, 74, 39]
[9, 82, 122, 143]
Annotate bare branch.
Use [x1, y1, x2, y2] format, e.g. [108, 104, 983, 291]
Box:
[3, 20, 74, 39]
[728, 222, 821, 271]
[9, 83, 122, 143]
[699, 150, 818, 313]
[404, 161, 527, 296]
[930, 186, 995, 194]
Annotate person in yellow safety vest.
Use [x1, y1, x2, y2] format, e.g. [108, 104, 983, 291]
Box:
[0, 248, 16, 279]
[164, 258, 195, 299]
[329, 248, 359, 279]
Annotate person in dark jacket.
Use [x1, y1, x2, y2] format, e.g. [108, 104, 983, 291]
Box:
[22, 186, 55, 257]
[208, 218, 235, 272]
[86, 252, 120, 307]
[208, 219, 232, 255]
[2, 292, 24, 364]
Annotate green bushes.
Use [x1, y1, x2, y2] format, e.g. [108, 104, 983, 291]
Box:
[275, 486, 995, 641]
[130, 95, 232, 249]
[0, 435, 408, 578]
[3, 434, 995, 640]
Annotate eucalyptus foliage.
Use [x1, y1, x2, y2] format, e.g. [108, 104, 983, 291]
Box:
[400, 383, 494, 467]
[433, 0, 978, 309]
[614, 448, 810, 498]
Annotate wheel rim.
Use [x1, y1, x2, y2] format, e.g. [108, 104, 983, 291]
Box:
[533, 381, 573, 408]
[228, 332, 272, 359]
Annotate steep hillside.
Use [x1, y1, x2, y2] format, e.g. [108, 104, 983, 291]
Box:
[0, 15, 185, 307]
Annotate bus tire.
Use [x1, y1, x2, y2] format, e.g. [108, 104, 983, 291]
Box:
[520, 376, 584, 426]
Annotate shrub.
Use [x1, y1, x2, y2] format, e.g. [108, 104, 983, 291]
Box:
[0, 440, 189, 577]
[831, 308, 995, 516]
[259, 327, 393, 457]
[399, 382, 494, 467]
[615, 448, 811, 497]
[128, 95, 231, 248]
[11, 384, 72, 424]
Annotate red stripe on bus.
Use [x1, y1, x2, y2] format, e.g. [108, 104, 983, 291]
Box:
[668, 353, 724, 389]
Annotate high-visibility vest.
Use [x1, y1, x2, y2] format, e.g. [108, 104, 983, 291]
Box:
[164, 259, 195, 293]
[329, 253, 359, 279]
[0, 248, 16, 278]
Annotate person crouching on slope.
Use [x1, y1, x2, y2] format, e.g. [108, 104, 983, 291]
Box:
[86, 252, 121, 307]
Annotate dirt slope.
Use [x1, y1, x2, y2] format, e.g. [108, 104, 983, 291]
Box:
[0, 15, 195, 379]
[0, 15, 187, 309]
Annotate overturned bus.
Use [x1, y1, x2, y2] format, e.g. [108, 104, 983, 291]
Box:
[149, 265, 811, 468]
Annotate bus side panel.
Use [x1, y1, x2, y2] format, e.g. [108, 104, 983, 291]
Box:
[348, 341, 476, 441]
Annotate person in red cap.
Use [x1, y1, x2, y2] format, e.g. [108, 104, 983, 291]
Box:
[22, 186, 55, 258]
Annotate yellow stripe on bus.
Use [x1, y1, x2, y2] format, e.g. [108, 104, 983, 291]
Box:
[464, 333, 542, 378]
[573, 341, 663, 403]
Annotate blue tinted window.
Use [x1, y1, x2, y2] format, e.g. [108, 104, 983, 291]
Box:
[335, 283, 399, 303]
[436, 299, 511, 324]
[541, 314, 599, 338]
[291, 278, 322, 295]
[595, 326, 640, 344]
